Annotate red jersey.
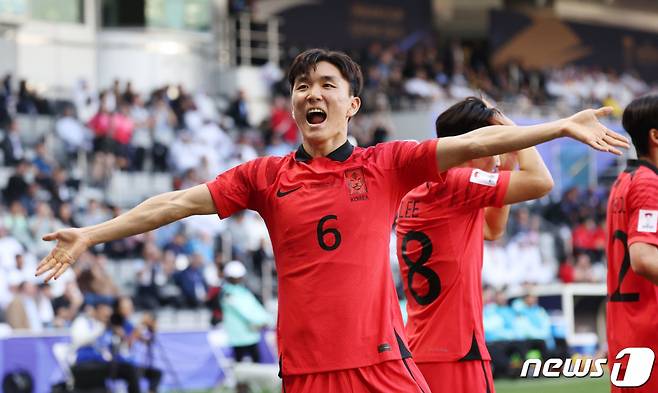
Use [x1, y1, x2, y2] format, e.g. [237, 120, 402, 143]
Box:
[395, 167, 511, 363]
[206, 140, 441, 375]
[606, 160, 658, 368]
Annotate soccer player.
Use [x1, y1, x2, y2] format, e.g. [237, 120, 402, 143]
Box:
[395, 97, 553, 393]
[606, 94, 658, 393]
[36, 49, 626, 392]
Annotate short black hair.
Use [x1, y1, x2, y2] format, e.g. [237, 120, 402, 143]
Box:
[287, 48, 363, 97]
[435, 97, 499, 138]
[622, 94, 658, 157]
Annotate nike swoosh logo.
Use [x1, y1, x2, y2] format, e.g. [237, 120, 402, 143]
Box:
[276, 186, 302, 197]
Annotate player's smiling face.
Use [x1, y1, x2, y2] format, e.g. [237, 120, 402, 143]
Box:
[291, 61, 361, 149]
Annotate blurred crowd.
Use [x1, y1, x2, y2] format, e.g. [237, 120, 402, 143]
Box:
[280, 41, 654, 117]
[480, 185, 609, 293]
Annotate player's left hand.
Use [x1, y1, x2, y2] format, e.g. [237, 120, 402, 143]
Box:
[562, 107, 630, 155]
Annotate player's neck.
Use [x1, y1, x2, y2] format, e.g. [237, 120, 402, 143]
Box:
[639, 151, 658, 168]
[302, 136, 348, 158]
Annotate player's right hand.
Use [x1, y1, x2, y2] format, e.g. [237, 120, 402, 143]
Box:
[35, 228, 90, 282]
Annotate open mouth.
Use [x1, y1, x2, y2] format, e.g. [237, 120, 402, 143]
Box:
[306, 108, 327, 125]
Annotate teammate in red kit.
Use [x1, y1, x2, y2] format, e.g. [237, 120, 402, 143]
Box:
[395, 97, 554, 393]
[36, 49, 627, 392]
[606, 94, 658, 393]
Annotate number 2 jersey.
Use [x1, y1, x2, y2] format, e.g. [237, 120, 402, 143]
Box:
[206, 140, 442, 375]
[395, 167, 511, 363]
[606, 159, 658, 368]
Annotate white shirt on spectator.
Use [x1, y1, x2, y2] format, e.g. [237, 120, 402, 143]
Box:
[56, 116, 91, 152]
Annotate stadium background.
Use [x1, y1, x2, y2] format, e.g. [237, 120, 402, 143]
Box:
[0, 0, 657, 392]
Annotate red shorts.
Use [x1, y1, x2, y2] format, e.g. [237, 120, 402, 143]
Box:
[282, 358, 431, 393]
[417, 360, 495, 393]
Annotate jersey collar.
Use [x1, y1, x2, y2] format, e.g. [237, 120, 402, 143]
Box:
[627, 159, 658, 175]
[295, 140, 354, 162]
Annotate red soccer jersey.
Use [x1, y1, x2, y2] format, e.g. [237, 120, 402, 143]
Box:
[606, 160, 658, 369]
[395, 167, 511, 363]
[206, 140, 441, 375]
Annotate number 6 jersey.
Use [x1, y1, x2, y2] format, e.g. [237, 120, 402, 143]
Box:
[606, 159, 658, 387]
[395, 167, 511, 363]
[206, 140, 441, 375]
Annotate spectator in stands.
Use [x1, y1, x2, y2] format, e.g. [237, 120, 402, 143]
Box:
[573, 253, 598, 283]
[110, 296, 162, 393]
[52, 281, 83, 328]
[1, 119, 25, 166]
[70, 300, 141, 393]
[76, 253, 119, 305]
[57, 202, 79, 228]
[265, 132, 293, 157]
[483, 288, 523, 378]
[130, 95, 151, 171]
[0, 74, 10, 128]
[164, 232, 192, 256]
[404, 69, 444, 102]
[0, 224, 24, 274]
[16, 80, 37, 114]
[32, 141, 55, 179]
[6, 281, 42, 331]
[221, 260, 273, 363]
[56, 104, 92, 159]
[6, 254, 35, 289]
[4, 200, 32, 249]
[29, 201, 63, 258]
[175, 252, 207, 308]
[511, 292, 553, 356]
[482, 239, 511, 289]
[228, 90, 250, 129]
[88, 94, 113, 154]
[136, 243, 167, 310]
[77, 199, 111, 228]
[35, 282, 55, 328]
[111, 102, 136, 169]
[150, 95, 176, 172]
[46, 167, 78, 209]
[206, 257, 224, 326]
[270, 94, 298, 145]
[73, 79, 98, 122]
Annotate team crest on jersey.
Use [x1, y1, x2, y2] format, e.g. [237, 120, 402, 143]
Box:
[345, 168, 368, 201]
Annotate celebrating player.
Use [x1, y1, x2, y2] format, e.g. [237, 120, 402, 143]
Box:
[36, 49, 627, 392]
[606, 94, 658, 393]
[395, 97, 553, 393]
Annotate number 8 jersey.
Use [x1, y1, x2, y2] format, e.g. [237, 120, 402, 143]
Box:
[606, 159, 658, 392]
[395, 167, 511, 363]
[206, 140, 442, 376]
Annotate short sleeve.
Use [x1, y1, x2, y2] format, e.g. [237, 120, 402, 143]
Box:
[441, 168, 511, 209]
[206, 159, 264, 218]
[384, 140, 443, 198]
[627, 175, 658, 248]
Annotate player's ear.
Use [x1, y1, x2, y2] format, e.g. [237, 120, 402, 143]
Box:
[650, 128, 658, 146]
[347, 96, 361, 118]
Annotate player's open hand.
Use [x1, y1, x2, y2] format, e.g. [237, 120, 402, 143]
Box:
[35, 228, 90, 282]
[563, 107, 629, 155]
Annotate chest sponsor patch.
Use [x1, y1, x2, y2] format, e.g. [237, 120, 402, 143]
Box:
[469, 169, 499, 187]
[637, 210, 658, 233]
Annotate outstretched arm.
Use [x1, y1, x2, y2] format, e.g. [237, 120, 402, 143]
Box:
[35, 184, 216, 281]
[436, 107, 628, 172]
